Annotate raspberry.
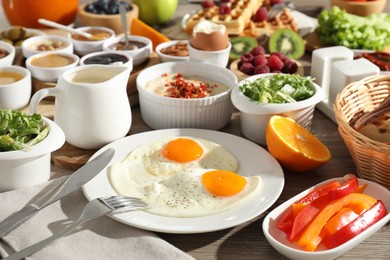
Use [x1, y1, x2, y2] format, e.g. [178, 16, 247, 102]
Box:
[270, 51, 286, 61]
[253, 55, 268, 68]
[254, 65, 270, 75]
[252, 6, 268, 22]
[282, 60, 298, 74]
[201, 0, 214, 8]
[270, 0, 283, 5]
[219, 3, 231, 14]
[251, 46, 265, 56]
[268, 55, 284, 71]
[240, 52, 254, 63]
[239, 62, 255, 75]
[220, 0, 230, 2]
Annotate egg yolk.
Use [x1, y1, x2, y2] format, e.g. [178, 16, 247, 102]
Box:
[201, 170, 247, 197]
[161, 138, 203, 162]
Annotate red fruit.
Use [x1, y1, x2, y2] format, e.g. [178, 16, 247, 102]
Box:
[239, 62, 255, 75]
[219, 3, 231, 14]
[253, 55, 268, 68]
[220, 0, 230, 2]
[252, 6, 268, 22]
[271, 51, 286, 61]
[270, 0, 283, 5]
[282, 60, 298, 74]
[240, 53, 254, 63]
[254, 65, 270, 74]
[251, 45, 265, 56]
[268, 55, 284, 71]
[201, 0, 215, 8]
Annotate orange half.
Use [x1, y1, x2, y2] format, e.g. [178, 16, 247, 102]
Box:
[266, 115, 331, 172]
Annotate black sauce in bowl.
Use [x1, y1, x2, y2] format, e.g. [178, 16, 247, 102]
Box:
[84, 53, 129, 65]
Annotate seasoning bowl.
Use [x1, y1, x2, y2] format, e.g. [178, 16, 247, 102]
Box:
[262, 177, 390, 260]
[0, 40, 15, 67]
[21, 35, 73, 59]
[26, 52, 80, 82]
[69, 26, 115, 56]
[231, 73, 323, 145]
[0, 66, 31, 110]
[155, 40, 190, 63]
[79, 50, 133, 70]
[136, 61, 238, 130]
[78, 2, 139, 34]
[102, 35, 152, 67]
[0, 115, 65, 192]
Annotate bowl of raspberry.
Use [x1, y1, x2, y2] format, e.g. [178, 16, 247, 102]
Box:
[230, 45, 304, 81]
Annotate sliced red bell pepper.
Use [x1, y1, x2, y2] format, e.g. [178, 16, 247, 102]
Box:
[322, 200, 387, 249]
[297, 193, 377, 251]
[288, 195, 330, 242]
[276, 180, 340, 233]
[324, 207, 359, 235]
[328, 174, 358, 200]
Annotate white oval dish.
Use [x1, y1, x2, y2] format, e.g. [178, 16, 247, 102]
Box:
[83, 128, 285, 234]
[262, 177, 390, 260]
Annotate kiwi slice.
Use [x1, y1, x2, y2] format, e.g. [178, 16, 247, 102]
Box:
[229, 36, 258, 59]
[268, 29, 305, 60]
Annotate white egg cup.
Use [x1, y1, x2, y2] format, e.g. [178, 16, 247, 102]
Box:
[188, 42, 231, 68]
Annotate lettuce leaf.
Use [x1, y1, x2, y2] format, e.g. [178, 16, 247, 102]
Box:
[0, 109, 49, 151]
[239, 74, 315, 104]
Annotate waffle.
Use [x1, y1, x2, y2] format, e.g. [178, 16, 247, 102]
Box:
[242, 8, 299, 38]
[185, 0, 263, 36]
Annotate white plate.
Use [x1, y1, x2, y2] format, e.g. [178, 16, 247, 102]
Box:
[83, 128, 285, 234]
[263, 177, 390, 260]
[181, 10, 316, 37]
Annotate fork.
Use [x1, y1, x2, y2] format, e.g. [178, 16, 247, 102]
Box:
[4, 196, 148, 260]
[268, 2, 295, 20]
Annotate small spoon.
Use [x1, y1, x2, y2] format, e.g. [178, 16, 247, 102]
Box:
[119, 2, 130, 50]
[38, 18, 93, 38]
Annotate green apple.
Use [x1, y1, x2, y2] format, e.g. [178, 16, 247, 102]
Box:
[133, 0, 178, 25]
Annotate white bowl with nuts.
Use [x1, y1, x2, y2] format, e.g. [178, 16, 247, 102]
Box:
[156, 40, 190, 62]
[22, 35, 73, 59]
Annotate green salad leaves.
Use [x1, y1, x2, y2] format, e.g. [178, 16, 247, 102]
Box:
[239, 74, 315, 104]
[316, 6, 390, 51]
[0, 109, 49, 152]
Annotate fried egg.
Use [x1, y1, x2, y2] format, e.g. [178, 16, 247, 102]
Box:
[109, 136, 262, 217]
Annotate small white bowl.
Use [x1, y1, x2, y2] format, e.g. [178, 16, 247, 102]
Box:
[188, 42, 231, 68]
[0, 116, 65, 192]
[231, 73, 323, 145]
[137, 61, 238, 130]
[262, 177, 390, 260]
[155, 40, 190, 63]
[0, 41, 15, 67]
[79, 50, 133, 70]
[0, 66, 31, 110]
[102, 35, 152, 67]
[69, 26, 115, 56]
[26, 52, 79, 82]
[22, 35, 73, 59]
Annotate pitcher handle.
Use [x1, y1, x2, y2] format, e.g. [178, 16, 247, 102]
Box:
[29, 88, 60, 114]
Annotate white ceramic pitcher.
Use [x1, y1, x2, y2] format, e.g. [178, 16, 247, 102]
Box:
[30, 65, 132, 149]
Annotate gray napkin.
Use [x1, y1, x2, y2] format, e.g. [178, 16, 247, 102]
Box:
[0, 178, 194, 260]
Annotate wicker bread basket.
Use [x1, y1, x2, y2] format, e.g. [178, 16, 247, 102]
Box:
[334, 75, 390, 189]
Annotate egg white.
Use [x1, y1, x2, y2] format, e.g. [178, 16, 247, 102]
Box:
[108, 136, 262, 218]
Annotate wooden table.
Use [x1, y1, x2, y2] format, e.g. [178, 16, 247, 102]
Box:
[2, 1, 390, 259]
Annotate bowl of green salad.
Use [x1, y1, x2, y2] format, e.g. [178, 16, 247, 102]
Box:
[0, 109, 65, 192]
[231, 73, 323, 145]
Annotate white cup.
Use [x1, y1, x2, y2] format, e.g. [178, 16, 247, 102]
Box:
[188, 42, 231, 68]
[29, 65, 132, 149]
[0, 66, 31, 110]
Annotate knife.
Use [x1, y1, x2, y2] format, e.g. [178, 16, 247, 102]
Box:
[0, 148, 115, 238]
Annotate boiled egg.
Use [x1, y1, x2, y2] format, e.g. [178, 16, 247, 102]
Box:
[190, 20, 229, 51]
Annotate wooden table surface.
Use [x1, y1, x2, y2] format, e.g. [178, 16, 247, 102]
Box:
[2, 1, 390, 259]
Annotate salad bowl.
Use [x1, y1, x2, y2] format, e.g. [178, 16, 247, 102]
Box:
[231, 73, 323, 145]
[262, 177, 390, 260]
[0, 112, 65, 191]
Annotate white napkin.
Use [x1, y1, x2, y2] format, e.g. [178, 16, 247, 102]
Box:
[0, 178, 194, 260]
